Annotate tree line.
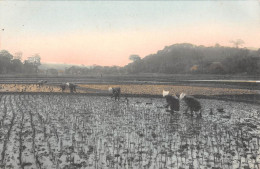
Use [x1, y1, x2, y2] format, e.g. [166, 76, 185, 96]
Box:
[0, 50, 41, 74]
[65, 43, 260, 75]
[1, 43, 260, 75]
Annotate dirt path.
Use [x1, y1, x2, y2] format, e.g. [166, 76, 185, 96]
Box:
[0, 83, 259, 104]
[0, 83, 259, 95]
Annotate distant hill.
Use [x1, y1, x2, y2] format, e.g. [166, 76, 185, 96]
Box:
[122, 43, 260, 74]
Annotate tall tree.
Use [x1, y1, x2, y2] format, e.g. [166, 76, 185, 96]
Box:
[26, 54, 41, 73]
[11, 59, 23, 73]
[129, 54, 141, 62]
[0, 50, 13, 73]
[229, 39, 245, 48]
[14, 51, 23, 60]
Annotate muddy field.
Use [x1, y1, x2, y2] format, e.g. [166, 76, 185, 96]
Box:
[0, 94, 260, 169]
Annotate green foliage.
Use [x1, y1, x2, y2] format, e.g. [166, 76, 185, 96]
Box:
[1, 43, 259, 75]
[0, 50, 41, 74]
[129, 55, 141, 62]
[122, 44, 260, 75]
[63, 44, 260, 75]
[64, 65, 121, 75]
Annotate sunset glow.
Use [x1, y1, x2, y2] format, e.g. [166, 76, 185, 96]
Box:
[0, 1, 259, 66]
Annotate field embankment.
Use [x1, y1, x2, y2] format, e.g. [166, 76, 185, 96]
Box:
[0, 83, 259, 104]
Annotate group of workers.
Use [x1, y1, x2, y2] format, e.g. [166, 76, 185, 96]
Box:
[108, 87, 202, 117]
[37, 80, 77, 93]
[37, 80, 202, 117]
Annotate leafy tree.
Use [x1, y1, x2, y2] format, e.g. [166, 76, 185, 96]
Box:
[14, 52, 23, 60]
[257, 48, 260, 56]
[23, 60, 35, 74]
[229, 39, 245, 48]
[129, 55, 141, 62]
[11, 59, 23, 73]
[26, 54, 41, 73]
[0, 50, 13, 73]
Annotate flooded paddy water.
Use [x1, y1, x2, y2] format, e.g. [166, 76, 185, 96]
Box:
[0, 94, 259, 169]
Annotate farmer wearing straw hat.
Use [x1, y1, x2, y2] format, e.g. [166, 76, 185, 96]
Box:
[163, 90, 180, 114]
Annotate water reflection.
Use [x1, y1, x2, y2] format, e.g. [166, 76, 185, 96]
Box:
[167, 112, 202, 139]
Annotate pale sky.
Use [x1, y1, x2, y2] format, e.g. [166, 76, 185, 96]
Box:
[0, 1, 260, 66]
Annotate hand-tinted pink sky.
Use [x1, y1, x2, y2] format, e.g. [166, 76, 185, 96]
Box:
[0, 1, 260, 66]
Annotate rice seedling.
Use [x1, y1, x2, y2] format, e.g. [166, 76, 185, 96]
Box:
[0, 93, 259, 168]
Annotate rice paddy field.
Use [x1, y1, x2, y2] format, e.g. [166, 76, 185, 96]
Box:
[0, 93, 260, 169]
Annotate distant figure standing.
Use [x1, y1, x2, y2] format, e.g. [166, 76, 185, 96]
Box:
[180, 93, 202, 117]
[60, 83, 66, 92]
[109, 87, 121, 101]
[69, 83, 76, 93]
[163, 90, 180, 114]
[66, 83, 76, 93]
